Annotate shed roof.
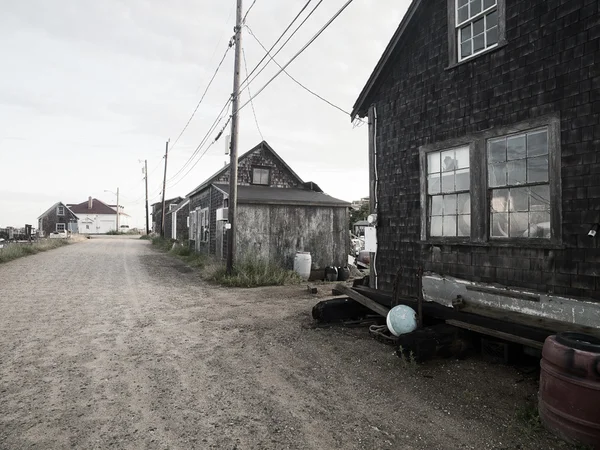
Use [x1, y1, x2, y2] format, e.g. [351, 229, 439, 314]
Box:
[351, 0, 423, 119]
[213, 184, 350, 207]
[38, 202, 79, 220]
[187, 141, 304, 198]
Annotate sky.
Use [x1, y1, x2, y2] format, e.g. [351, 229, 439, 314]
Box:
[0, 0, 411, 229]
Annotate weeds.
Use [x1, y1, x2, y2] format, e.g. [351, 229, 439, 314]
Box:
[514, 400, 543, 435]
[0, 239, 70, 263]
[397, 345, 419, 370]
[209, 255, 301, 288]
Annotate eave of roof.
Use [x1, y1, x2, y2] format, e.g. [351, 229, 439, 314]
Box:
[351, 0, 422, 120]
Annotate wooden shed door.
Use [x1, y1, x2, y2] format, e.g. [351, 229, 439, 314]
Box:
[216, 220, 224, 259]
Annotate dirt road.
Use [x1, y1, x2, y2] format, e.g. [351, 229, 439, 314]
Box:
[0, 237, 573, 449]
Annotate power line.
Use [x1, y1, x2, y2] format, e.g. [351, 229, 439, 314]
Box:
[242, 47, 264, 140]
[239, 0, 315, 90]
[246, 26, 364, 121]
[242, 0, 258, 24]
[236, 0, 357, 115]
[169, 42, 233, 153]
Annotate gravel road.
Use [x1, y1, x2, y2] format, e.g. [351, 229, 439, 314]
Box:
[0, 237, 575, 449]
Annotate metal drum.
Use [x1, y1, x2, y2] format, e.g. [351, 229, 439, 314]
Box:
[539, 332, 600, 448]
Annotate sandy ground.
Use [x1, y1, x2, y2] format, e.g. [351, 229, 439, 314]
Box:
[0, 236, 577, 450]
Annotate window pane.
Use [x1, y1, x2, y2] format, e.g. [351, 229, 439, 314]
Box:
[473, 33, 485, 52]
[486, 26, 499, 45]
[428, 152, 441, 174]
[455, 168, 470, 191]
[431, 195, 443, 216]
[431, 216, 443, 237]
[455, 147, 470, 169]
[507, 135, 527, 160]
[470, 0, 482, 16]
[507, 160, 526, 185]
[491, 189, 509, 212]
[461, 26, 471, 43]
[441, 172, 455, 193]
[510, 213, 530, 238]
[473, 17, 485, 35]
[443, 216, 457, 237]
[527, 156, 549, 183]
[510, 187, 529, 212]
[441, 150, 457, 171]
[457, 5, 469, 23]
[529, 212, 551, 238]
[458, 193, 471, 214]
[489, 162, 507, 187]
[488, 138, 506, 162]
[458, 215, 471, 236]
[491, 213, 509, 238]
[530, 185, 550, 211]
[483, 0, 496, 9]
[527, 130, 548, 157]
[428, 174, 441, 194]
[461, 41, 472, 58]
[487, 9, 498, 28]
[444, 194, 457, 215]
[458, 0, 468, 7]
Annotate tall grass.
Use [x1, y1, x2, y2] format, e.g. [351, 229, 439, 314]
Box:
[0, 239, 71, 263]
[209, 255, 301, 288]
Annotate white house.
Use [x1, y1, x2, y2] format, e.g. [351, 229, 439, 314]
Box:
[67, 197, 130, 234]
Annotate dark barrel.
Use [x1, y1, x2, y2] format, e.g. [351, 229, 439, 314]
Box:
[539, 332, 600, 448]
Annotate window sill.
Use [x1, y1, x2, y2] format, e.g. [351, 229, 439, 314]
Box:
[424, 238, 565, 250]
[445, 40, 508, 71]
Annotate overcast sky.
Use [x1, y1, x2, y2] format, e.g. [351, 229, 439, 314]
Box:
[0, 0, 410, 228]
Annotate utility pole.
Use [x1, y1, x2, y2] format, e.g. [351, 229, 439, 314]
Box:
[116, 187, 120, 231]
[160, 140, 169, 238]
[144, 160, 150, 235]
[226, 0, 243, 275]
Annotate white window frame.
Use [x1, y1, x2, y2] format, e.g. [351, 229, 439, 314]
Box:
[252, 167, 270, 186]
[200, 207, 209, 243]
[56, 223, 66, 232]
[57, 205, 65, 216]
[456, 0, 498, 61]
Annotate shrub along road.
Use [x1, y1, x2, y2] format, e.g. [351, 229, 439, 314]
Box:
[0, 236, 574, 449]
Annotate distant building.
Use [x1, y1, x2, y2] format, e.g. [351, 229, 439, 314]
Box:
[37, 202, 79, 237]
[68, 197, 130, 234]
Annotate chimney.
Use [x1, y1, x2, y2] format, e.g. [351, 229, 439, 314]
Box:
[88, 197, 93, 209]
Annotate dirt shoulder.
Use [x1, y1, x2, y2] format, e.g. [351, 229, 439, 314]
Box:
[0, 238, 575, 449]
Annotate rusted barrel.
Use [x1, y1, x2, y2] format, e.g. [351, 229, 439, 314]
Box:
[539, 332, 600, 448]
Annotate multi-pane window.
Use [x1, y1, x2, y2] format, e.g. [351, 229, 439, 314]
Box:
[456, 0, 498, 61]
[427, 146, 471, 237]
[252, 167, 270, 185]
[488, 129, 550, 239]
[56, 223, 66, 232]
[57, 205, 65, 216]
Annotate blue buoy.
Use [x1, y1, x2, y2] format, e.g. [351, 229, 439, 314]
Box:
[386, 305, 417, 337]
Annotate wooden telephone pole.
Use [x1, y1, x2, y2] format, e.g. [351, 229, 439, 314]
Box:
[226, 0, 243, 275]
[160, 140, 169, 238]
[144, 160, 150, 235]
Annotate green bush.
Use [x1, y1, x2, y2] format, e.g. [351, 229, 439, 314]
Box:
[210, 255, 301, 288]
[0, 239, 70, 263]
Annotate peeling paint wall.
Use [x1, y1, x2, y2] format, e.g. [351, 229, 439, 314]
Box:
[236, 204, 348, 269]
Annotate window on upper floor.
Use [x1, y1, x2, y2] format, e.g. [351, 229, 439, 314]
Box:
[252, 167, 270, 185]
[57, 205, 65, 216]
[420, 117, 561, 244]
[448, 0, 505, 65]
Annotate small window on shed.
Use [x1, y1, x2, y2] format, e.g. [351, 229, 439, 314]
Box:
[252, 167, 270, 185]
[56, 223, 66, 232]
[57, 206, 65, 216]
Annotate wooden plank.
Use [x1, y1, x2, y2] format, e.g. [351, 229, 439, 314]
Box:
[446, 320, 544, 349]
[335, 284, 390, 317]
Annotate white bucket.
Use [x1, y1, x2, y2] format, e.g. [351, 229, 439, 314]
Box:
[293, 252, 312, 280]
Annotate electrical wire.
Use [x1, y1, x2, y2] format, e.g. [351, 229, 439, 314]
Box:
[169, 43, 233, 153]
[239, 0, 315, 91]
[246, 26, 364, 121]
[242, 0, 259, 24]
[242, 47, 264, 140]
[235, 0, 356, 116]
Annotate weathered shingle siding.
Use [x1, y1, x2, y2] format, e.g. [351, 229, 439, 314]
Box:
[210, 186, 225, 256]
[190, 190, 211, 254]
[215, 145, 302, 188]
[39, 205, 77, 236]
[370, 0, 600, 298]
[176, 204, 190, 241]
